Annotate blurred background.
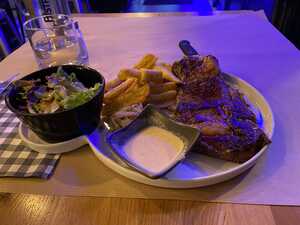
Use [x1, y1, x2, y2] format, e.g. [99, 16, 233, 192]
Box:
[0, 0, 299, 60]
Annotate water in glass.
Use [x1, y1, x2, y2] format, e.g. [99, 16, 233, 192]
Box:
[24, 15, 88, 68]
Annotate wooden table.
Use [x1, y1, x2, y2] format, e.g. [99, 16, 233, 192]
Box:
[0, 193, 298, 225]
[1, 12, 300, 224]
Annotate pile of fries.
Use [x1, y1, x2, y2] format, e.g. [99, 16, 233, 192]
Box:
[102, 54, 181, 128]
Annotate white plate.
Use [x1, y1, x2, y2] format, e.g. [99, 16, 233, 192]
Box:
[86, 74, 274, 189]
[19, 123, 86, 154]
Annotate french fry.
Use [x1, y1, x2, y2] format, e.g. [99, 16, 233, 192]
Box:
[134, 54, 158, 69]
[104, 54, 181, 120]
[148, 90, 177, 103]
[103, 83, 150, 116]
[104, 78, 135, 103]
[149, 82, 177, 94]
[141, 69, 163, 83]
[118, 68, 141, 81]
[154, 65, 182, 83]
[124, 78, 138, 94]
[105, 77, 122, 92]
[160, 62, 172, 71]
[117, 83, 150, 106]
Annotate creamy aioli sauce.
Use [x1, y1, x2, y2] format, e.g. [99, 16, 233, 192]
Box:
[124, 126, 184, 174]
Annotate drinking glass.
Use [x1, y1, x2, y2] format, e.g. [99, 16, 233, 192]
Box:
[24, 14, 88, 68]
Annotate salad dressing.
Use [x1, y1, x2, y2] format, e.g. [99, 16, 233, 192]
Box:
[123, 126, 184, 174]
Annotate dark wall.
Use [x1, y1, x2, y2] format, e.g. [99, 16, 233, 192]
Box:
[214, 0, 275, 20]
[89, 1, 129, 13]
[273, 0, 300, 49]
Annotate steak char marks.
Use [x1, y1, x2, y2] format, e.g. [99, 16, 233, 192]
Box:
[172, 56, 270, 163]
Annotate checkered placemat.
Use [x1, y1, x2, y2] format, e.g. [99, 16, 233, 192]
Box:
[0, 98, 60, 179]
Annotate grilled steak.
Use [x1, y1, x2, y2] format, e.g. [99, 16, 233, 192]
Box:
[172, 55, 271, 163]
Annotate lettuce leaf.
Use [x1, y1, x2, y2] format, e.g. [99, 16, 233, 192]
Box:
[62, 83, 100, 110]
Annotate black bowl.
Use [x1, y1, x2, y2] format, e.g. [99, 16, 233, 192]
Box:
[5, 65, 105, 143]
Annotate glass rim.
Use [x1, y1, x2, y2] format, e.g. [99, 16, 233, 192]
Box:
[23, 14, 74, 31]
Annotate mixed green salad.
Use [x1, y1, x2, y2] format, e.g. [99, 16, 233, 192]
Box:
[14, 67, 101, 114]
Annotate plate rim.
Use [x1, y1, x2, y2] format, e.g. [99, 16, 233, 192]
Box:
[18, 122, 87, 154]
